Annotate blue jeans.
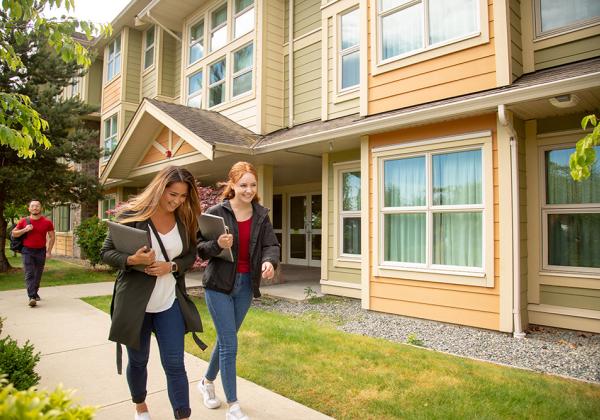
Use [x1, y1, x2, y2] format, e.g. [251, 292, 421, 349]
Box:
[204, 272, 253, 403]
[126, 300, 191, 419]
[22, 247, 46, 298]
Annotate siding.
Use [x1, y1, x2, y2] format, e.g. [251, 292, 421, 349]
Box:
[294, 0, 321, 38]
[516, 117, 528, 326]
[534, 34, 600, 70]
[368, 114, 501, 331]
[126, 28, 143, 104]
[123, 110, 136, 133]
[160, 31, 180, 98]
[220, 98, 258, 132]
[102, 76, 121, 113]
[367, 0, 496, 115]
[509, 0, 523, 80]
[264, 0, 285, 133]
[141, 67, 158, 99]
[541, 285, 600, 311]
[292, 41, 321, 125]
[87, 60, 103, 108]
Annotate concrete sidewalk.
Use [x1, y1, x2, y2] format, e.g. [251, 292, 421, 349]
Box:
[0, 281, 331, 420]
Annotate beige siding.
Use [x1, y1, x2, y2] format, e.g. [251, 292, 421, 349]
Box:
[141, 68, 158, 99]
[541, 286, 600, 311]
[509, 0, 523, 80]
[327, 149, 361, 285]
[124, 110, 136, 133]
[293, 41, 321, 125]
[284, 54, 289, 126]
[220, 99, 258, 133]
[294, 0, 321, 38]
[126, 29, 143, 104]
[86, 60, 103, 108]
[534, 35, 600, 70]
[264, 0, 285, 133]
[160, 31, 180, 98]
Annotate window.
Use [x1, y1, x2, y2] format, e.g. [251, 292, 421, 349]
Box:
[232, 43, 253, 97]
[144, 26, 155, 70]
[208, 58, 226, 107]
[187, 70, 203, 108]
[210, 4, 228, 52]
[340, 169, 361, 257]
[273, 194, 282, 246]
[189, 20, 205, 64]
[234, 0, 254, 38]
[380, 148, 483, 270]
[101, 196, 116, 220]
[103, 114, 118, 160]
[339, 8, 360, 91]
[535, 0, 600, 36]
[70, 77, 80, 98]
[54, 205, 71, 232]
[106, 35, 121, 81]
[542, 145, 600, 274]
[379, 0, 478, 62]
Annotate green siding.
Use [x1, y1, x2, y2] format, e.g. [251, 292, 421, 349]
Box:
[86, 60, 103, 109]
[124, 110, 136, 133]
[126, 29, 142, 103]
[141, 67, 157, 99]
[294, 0, 321, 39]
[535, 35, 600, 70]
[265, 0, 285, 133]
[509, 0, 523, 80]
[293, 41, 321, 125]
[537, 113, 587, 134]
[160, 31, 180, 98]
[540, 285, 600, 311]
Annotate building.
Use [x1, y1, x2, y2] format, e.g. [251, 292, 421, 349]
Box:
[94, 0, 600, 334]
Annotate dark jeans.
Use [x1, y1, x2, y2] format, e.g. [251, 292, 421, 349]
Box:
[126, 300, 191, 419]
[204, 272, 253, 403]
[22, 247, 46, 299]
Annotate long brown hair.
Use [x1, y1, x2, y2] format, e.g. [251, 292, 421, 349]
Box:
[219, 161, 260, 203]
[117, 166, 201, 245]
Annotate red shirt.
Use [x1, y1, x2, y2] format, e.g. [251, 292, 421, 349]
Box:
[236, 218, 252, 273]
[16, 216, 54, 249]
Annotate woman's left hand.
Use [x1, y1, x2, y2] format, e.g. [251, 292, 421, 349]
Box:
[145, 261, 171, 277]
[261, 261, 275, 279]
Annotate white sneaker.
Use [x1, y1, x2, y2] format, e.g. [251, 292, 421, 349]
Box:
[226, 403, 249, 420]
[198, 378, 221, 409]
[134, 412, 151, 420]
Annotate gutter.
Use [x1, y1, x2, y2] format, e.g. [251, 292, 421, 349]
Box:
[498, 104, 526, 339]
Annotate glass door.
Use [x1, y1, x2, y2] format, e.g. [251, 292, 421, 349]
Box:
[288, 193, 321, 267]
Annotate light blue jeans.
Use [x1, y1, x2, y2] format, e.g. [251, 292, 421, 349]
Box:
[204, 272, 253, 403]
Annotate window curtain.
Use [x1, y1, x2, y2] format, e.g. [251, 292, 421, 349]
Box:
[384, 213, 426, 263]
[428, 0, 477, 45]
[433, 212, 482, 267]
[381, 3, 423, 59]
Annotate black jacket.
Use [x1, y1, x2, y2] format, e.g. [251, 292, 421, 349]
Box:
[101, 217, 203, 351]
[197, 200, 280, 298]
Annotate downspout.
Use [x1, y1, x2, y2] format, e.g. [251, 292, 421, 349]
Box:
[498, 104, 526, 339]
[288, 0, 294, 128]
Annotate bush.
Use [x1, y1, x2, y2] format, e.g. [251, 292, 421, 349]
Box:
[75, 216, 107, 267]
[0, 377, 96, 419]
[0, 336, 40, 390]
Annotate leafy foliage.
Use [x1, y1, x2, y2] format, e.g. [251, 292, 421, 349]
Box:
[74, 216, 107, 267]
[0, 377, 96, 419]
[570, 114, 600, 181]
[0, 336, 40, 390]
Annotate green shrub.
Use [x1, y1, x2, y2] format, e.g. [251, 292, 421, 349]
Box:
[0, 336, 40, 390]
[75, 216, 108, 267]
[0, 377, 96, 419]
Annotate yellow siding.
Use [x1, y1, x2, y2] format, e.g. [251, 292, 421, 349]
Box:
[509, 0, 523, 80]
[293, 41, 321, 124]
[264, 0, 285, 133]
[534, 35, 600, 70]
[54, 233, 74, 257]
[367, 1, 496, 115]
[126, 29, 142, 104]
[369, 114, 501, 331]
[139, 146, 165, 166]
[220, 98, 258, 133]
[102, 76, 121, 113]
[294, 0, 321, 38]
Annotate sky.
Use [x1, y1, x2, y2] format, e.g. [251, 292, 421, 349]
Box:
[42, 0, 131, 25]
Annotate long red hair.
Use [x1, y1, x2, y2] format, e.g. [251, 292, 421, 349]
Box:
[219, 161, 261, 203]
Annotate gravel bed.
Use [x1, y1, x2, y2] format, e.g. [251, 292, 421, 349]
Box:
[252, 296, 600, 384]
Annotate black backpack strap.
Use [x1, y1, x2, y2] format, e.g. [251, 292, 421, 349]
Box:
[147, 219, 170, 262]
[192, 332, 208, 351]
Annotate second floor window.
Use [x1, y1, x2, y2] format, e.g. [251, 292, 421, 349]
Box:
[107, 35, 121, 82]
[340, 8, 360, 91]
[234, 0, 254, 38]
[189, 20, 205, 64]
[103, 114, 118, 160]
[536, 0, 600, 36]
[211, 4, 228, 52]
[209, 58, 226, 107]
[379, 0, 478, 62]
[187, 70, 203, 108]
[232, 43, 253, 97]
[144, 26, 155, 70]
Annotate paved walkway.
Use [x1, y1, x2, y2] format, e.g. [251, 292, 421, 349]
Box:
[0, 281, 331, 420]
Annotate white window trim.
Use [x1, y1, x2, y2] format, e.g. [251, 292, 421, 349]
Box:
[187, 69, 204, 107]
[106, 36, 121, 83]
[539, 143, 600, 276]
[370, 0, 488, 75]
[234, 0, 255, 39]
[102, 114, 118, 161]
[210, 2, 229, 53]
[143, 25, 156, 71]
[333, 161, 361, 268]
[208, 57, 227, 109]
[533, 0, 600, 40]
[372, 132, 494, 287]
[231, 42, 254, 99]
[100, 195, 117, 221]
[188, 19, 205, 66]
[337, 7, 360, 95]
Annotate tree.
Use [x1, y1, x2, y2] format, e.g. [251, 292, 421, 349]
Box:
[0, 17, 103, 272]
[570, 114, 600, 181]
[0, 0, 110, 158]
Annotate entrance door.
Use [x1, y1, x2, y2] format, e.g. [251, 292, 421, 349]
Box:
[288, 193, 321, 267]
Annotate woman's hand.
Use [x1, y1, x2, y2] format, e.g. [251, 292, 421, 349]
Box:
[127, 246, 155, 267]
[261, 261, 275, 279]
[217, 233, 233, 249]
[144, 261, 171, 277]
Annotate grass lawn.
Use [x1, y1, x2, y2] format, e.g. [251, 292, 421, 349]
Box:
[0, 252, 114, 291]
[83, 295, 600, 420]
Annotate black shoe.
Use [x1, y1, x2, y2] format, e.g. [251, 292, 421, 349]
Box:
[34, 294, 41, 301]
[28, 298, 37, 307]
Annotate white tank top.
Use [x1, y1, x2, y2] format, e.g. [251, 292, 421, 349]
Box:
[146, 224, 183, 313]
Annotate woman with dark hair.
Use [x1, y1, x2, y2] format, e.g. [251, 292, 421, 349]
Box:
[101, 166, 205, 420]
[197, 161, 280, 420]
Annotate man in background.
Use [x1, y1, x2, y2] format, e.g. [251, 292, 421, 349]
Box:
[11, 200, 55, 307]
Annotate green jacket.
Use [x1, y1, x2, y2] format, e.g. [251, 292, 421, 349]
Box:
[101, 217, 204, 356]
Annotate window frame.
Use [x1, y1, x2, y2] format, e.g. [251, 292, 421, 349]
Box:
[372, 132, 494, 287]
[539, 143, 600, 275]
[334, 161, 362, 265]
[53, 205, 71, 232]
[338, 7, 360, 94]
[533, 0, 600, 39]
[231, 42, 254, 99]
[106, 35, 121, 82]
[102, 114, 118, 161]
[143, 25, 156, 71]
[208, 57, 227, 108]
[101, 196, 116, 221]
[234, 0, 255, 39]
[188, 19, 205, 65]
[187, 69, 204, 108]
[210, 2, 229, 53]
